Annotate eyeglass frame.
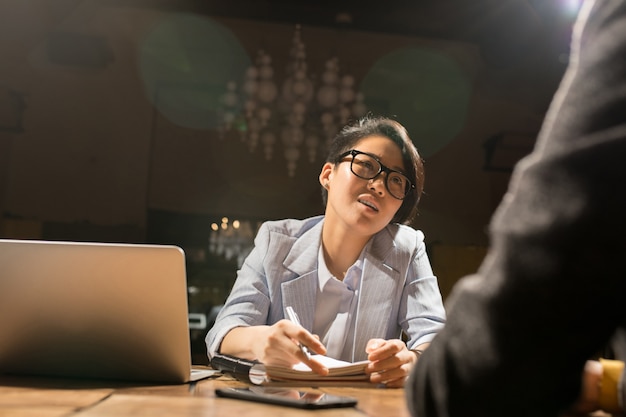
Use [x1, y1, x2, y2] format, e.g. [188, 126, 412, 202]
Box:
[338, 149, 416, 200]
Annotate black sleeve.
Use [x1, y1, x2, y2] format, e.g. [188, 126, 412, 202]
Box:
[407, 1, 626, 416]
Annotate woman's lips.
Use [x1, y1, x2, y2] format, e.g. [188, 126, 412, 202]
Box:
[358, 198, 379, 212]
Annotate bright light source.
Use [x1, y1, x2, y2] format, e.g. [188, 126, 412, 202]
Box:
[561, 0, 583, 16]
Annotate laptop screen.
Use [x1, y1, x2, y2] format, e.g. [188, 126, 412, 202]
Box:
[0, 239, 195, 383]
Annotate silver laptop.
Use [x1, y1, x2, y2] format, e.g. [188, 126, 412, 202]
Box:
[0, 239, 217, 383]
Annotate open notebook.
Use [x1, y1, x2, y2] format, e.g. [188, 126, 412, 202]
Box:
[0, 239, 218, 383]
[250, 354, 370, 385]
[211, 353, 371, 386]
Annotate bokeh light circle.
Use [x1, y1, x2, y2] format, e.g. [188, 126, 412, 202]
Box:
[139, 14, 251, 130]
[361, 47, 472, 157]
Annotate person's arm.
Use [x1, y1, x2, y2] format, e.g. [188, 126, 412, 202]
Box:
[204, 226, 272, 359]
[206, 219, 329, 374]
[364, 340, 431, 388]
[400, 231, 446, 352]
[364, 229, 444, 388]
[407, 0, 626, 416]
[219, 322, 329, 375]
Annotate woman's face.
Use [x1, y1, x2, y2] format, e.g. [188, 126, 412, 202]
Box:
[320, 135, 405, 237]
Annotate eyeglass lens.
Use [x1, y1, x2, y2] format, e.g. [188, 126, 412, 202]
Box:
[351, 152, 410, 199]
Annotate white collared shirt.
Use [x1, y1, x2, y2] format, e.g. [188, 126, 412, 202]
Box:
[312, 244, 366, 362]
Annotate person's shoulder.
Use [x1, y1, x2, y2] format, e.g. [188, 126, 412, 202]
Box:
[260, 215, 324, 238]
[384, 223, 426, 249]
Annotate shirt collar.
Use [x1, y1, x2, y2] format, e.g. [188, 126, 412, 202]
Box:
[317, 241, 369, 291]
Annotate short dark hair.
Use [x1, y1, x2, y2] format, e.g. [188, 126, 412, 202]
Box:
[322, 115, 425, 224]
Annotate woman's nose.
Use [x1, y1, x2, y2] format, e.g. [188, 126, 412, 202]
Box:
[368, 175, 386, 195]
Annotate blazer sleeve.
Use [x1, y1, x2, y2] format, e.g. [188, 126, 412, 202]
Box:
[401, 230, 446, 349]
[204, 217, 320, 359]
[205, 222, 273, 359]
[407, 1, 626, 416]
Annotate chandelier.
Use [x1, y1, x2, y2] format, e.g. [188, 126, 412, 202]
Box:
[218, 25, 368, 177]
[208, 217, 257, 268]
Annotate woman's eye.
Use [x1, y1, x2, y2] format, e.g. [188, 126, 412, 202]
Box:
[358, 160, 375, 171]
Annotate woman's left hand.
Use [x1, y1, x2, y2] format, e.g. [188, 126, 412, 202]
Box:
[365, 338, 423, 388]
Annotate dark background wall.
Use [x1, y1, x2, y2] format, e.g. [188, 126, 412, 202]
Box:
[0, 0, 579, 309]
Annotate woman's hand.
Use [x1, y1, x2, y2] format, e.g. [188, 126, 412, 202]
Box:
[221, 320, 329, 375]
[566, 360, 602, 415]
[365, 338, 425, 388]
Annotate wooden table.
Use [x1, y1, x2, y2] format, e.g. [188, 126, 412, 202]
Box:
[0, 373, 411, 417]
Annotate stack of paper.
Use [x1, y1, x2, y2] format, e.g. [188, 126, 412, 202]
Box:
[249, 354, 371, 385]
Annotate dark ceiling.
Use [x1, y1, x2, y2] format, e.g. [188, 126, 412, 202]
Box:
[100, 0, 580, 68]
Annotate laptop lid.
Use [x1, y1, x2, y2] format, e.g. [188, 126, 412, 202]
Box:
[0, 238, 212, 383]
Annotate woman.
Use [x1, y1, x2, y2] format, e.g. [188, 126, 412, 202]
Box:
[206, 115, 445, 387]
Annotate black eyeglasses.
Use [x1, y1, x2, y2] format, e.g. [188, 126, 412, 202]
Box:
[338, 149, 415, 200]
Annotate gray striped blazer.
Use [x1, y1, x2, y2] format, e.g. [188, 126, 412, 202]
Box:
[205, 215, 445, 362]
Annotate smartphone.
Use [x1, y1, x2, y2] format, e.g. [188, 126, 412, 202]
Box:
[215, 387, 358, 409]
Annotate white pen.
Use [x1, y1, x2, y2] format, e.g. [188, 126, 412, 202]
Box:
[285, 306, 311, 359]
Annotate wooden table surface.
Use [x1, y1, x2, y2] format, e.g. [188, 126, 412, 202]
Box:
[0, 373, 411, 417]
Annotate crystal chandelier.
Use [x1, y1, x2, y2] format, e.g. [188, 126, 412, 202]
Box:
[218, 25, 368, 177]
[208, 217, 256, 268]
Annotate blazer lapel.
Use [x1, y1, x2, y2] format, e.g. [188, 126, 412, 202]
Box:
[280, 220, 324, 331]
[353, 227, 404, 358]
[275, 222, 408, 358]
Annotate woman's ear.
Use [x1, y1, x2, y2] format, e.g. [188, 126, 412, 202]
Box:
[319, 162, 334, 188]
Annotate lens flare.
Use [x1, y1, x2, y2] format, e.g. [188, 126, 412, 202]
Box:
[361, 47, 471, 158]
[139, 14, 250, 130]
